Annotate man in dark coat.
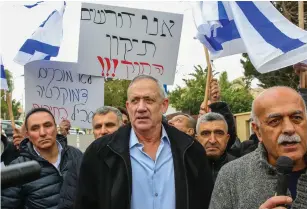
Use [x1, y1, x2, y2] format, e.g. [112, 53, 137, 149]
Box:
[58, 106, 124, 209]
[196, 112, 236, 182]
[1, 108, 82, 209]
[199, 78, 242, 157]
[75, 75, 214, 209]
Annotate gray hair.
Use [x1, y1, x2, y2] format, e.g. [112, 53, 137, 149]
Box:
[92, 106, 123, 125]
[127, 75, 166, 99]
[196, 112, 228, 134]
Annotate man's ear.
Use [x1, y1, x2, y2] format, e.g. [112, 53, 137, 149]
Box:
[251, 122, 262, 142]
[225, 134, 230, 144]
[187, 128, 195, 137]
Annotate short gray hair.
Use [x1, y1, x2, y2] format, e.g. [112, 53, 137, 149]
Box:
[92, 106, 123, 125]
[127, 75, 166, 99]
[196, 112, 228, 134]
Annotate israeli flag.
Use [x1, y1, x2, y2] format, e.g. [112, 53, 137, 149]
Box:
[0, 55, 8, 91]
[14, 1, 66, 66]
[193, 1, 307, 73]
[24, 1, 44, 9]
[163, 84, 168, 95]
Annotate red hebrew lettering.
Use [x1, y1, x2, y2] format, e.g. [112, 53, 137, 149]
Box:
[112, 59, 119, 77]
[97, 56, 105, 76]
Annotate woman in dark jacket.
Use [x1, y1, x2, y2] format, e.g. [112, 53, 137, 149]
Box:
[1, 134, 83, 209]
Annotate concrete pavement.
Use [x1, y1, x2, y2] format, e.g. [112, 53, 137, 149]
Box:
[67, 134, 95, 152]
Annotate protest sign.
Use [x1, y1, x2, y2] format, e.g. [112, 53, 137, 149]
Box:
[77, 2, 183, 84]
[25, 60, 105, 129]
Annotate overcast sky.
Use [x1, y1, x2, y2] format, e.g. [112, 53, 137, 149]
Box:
[0, 1, 246, 108]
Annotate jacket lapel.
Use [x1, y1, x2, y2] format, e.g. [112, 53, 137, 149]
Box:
[104, 124, 133, 209]
[104, 122, 195, 209]
[163, 122, 194, 209]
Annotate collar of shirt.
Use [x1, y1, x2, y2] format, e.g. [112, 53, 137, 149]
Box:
[129, 124, 170, 149]
[33, 140, 63, 170]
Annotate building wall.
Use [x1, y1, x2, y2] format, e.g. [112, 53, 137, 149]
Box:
[234, 112, 252, 142]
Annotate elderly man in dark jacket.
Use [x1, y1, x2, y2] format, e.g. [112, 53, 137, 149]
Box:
[1, 108, 82, 209]
[75, 75, 214, 209]
[196, 112, 236, 182]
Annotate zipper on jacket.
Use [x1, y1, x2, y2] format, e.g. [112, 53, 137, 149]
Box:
[182, 140, 194, 209]
[58, 148, 69, 176]
[107, 145, 131, 209]
[211, 162, 215, 179]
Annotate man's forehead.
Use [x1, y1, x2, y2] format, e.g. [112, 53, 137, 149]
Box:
[128, 79, 159, 94]
[128, 91, 159, 98]
[255, 87, 305, 116]
[28, 112, 54, 124]
[173, 115, 189, 120]
[94, 112, 118, 123]
[259, 100, 305, 119]
[264, 109, 304, 118]
[199, 120, 227, 130]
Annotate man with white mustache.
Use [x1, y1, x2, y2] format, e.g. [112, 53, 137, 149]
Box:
[209, 86, 307, 209]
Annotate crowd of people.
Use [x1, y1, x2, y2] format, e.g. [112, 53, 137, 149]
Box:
[1, 64, 307, 209]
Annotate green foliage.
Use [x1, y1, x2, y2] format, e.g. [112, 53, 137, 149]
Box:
[104, 78, 131, 107]
[168, 65, 207, 115]
[1, 69, 21, 119]
[168, 66, 254, 115]
[219, 72, 253, 113]
[241, 53, 299, 89]
[1, 98, 21, 120]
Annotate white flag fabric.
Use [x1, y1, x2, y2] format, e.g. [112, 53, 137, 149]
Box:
[14, 1, 66, 66]
[193, 1, 307, 73]
[0, 55, 8, 91]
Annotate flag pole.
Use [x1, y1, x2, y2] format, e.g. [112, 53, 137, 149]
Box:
[299, 1, 306, 88]
[203, 46, 213, 110]
[6, 91, 16, 130]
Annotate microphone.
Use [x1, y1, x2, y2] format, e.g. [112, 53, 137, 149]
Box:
[1, 161, 41, 190]
[275, 156, 294, 196]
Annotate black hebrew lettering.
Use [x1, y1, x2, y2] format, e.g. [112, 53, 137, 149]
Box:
[38, 67, 47, 78]
[105, 10, 117, 26]
[71, 103, 92, 123]
[161, 20, 175, 37]
[137, 40, 156, 57]
[112, 35, 119, 55]
[117, 13, 123, 28]
[142, 15, 148, 33]
[149, 17, 158, 36]
[106, 34, 112, 59]
[93, 9, 106, 24]
[79, 74, 92, 84]
[119, 37, 133, 60]
[81, 8, 91, 20]
[121, 12, 135, 28]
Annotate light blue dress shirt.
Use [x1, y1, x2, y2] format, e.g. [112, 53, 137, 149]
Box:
[33, 140, 63, 170]
[130, 125, 175, 209]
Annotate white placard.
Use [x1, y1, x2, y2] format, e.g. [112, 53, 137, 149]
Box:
[25, 60, 105, 129]
[77, 2, 183, 85]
